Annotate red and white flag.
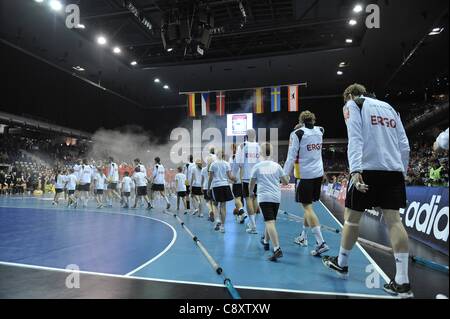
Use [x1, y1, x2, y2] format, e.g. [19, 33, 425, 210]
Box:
[288, 85, 299, 112]
[216, 91, 226, 116]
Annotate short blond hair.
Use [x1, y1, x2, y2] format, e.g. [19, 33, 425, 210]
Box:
[343, 83, 367, 102]
[299, 111, 316, 124]
[260, 143, 273, 158]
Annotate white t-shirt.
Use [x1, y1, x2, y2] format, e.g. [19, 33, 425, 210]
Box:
[191, 166, 203, 187]
[229, 155, 241, 184]
[175, 173, 187, 192]
[109, 162, 119, 183]
[251, 160, 286, 203]
[55, 174, 67, 189]
[209, 160, 232, 188]
[66, 174, 78, 191]
[201, 167, 209, 190]
[183, 162, 196, 185]
[122, 176, 133, 193]
[73, 164, 82, 180]
[80, 165, 93, 184]
[236, 141, 261, 182]
[153, 164, 166, 185]
[133, 172, 148, 187]
[94, 173, 106, 190]
[137, 164, 147, 176]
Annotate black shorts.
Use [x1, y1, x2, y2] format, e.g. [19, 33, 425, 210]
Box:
[296, 177, 322, 204]
[123, 192, 131, 197]
[242, 182, 257, 198]
[345, 171, 407, 212]
[191, 186, 203, 196]
[177, 191, 187, 198]
[80, 184, 90, 192]
[259, 202, 280, 222]
[137, 186, 148, 196]
[212, 186, 234, 203]
[55, 188, 64, 194]
[108, 183, 117, 190]
[232, 183, 243, 198]
[152, 184, 165, 192]
[186, 185, 191, 195]
[95, 189, 104, 195]
[68, 190, 75, 195]
[203, 190, 210, 201]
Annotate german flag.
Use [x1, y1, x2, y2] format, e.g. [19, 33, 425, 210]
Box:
[187, 93, 196, 117]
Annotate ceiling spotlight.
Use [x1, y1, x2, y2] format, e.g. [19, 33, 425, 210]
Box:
[130, 61, 138, 66]
[429, 27, 444, 36]
[97, 36, 107, 45]
[154, 78, 161, 83]
[349, 19, 357, 26]
[113, 47, 121, 54]
[337, 71, 344, 75]
[167, 48, 173, 52]
[163, 85, 169, 89]
[339, 62, 349, 68]
[353, 4, 363, 13]
[345, 38, 353, 43]
[72, 66, 85, 72]
[76, 24, 86, 29]
[49, 0, 63, 11]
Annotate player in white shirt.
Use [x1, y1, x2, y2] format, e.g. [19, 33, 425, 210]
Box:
[236, 128, 261, 234]
[106, 157, 122, 207]
[208, 151, 236, 233]
[121, 171, 133, 208]
[132, 166, 151, 209]
[175, 167, 188, 213]
[183, 155, 196, 210]
[78, 159, 94, 208]
[134, 158, 147, 177]
[322, 84, 413, 298]
[250, 143, 290, 262]
[230, 144, 246, 223]
[52, 169, 67, 205]
[202, 157, 216, 222]
[150, 157, 171, 210]
[73, 159, 83, 198]
[93, 169, 107, 208]
[66, 168, 78, 208]
[434, 128, 449, 153]
[190, 159, 204, 217]
[284, 111, 329, 257]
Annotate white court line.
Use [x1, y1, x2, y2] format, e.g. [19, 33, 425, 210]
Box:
[0, 205, 178, 275]
[0, 260, 395, 299]
[319, 200, 392, 284]
[0, 202, 393, 299]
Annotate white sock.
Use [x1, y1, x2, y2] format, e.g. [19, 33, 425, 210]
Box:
[301, 226, 309, 238]
[250, 214, 256, 228]
[311, 226, 324, 245]
[164, 196, 170, 204]
[394, 253, 410, 285]
[338, 247, 351, 267]
[273, 246, 280, 252]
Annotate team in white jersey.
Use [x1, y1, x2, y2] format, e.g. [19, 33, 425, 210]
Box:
[190, 159, 204, 216]
[229, 144, 246, 223]
[236, 129, 261, 234]
[322, 84, 413, 298]
[175, 166, 188, 212]
[284, 111, 329, 257]
[150, 157, 171, 210]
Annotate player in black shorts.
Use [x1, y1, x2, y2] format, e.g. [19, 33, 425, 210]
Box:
[322, 84, 413, 298]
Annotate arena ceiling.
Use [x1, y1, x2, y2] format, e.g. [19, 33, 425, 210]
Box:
[0, 0, 448, 136]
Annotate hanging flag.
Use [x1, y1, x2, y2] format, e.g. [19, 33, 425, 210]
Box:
[216, 91, 226, 116]
[201, 93, 210, 116]
[254, 88, 264, 114]
[271, 86, 281, 112]
[288, 85, 299, 112]
[187, 93, 196, 117]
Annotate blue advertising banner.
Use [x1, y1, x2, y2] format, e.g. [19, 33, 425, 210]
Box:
[400, 187, 449, 255]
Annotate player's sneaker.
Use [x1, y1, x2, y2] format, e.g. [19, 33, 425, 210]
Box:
[192, 209, 199, 216]
[214, 222, 221, 231]
[260, 237, 270, 251]
[294, 235, 308, 247]
[269, 248, 283, 262]
[219, 226, 225, 233]
[383, 280, 414, 299]
[322, 256, 349, 279]
[166, 203, 171, 210]
[311, 242, 330, 257]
